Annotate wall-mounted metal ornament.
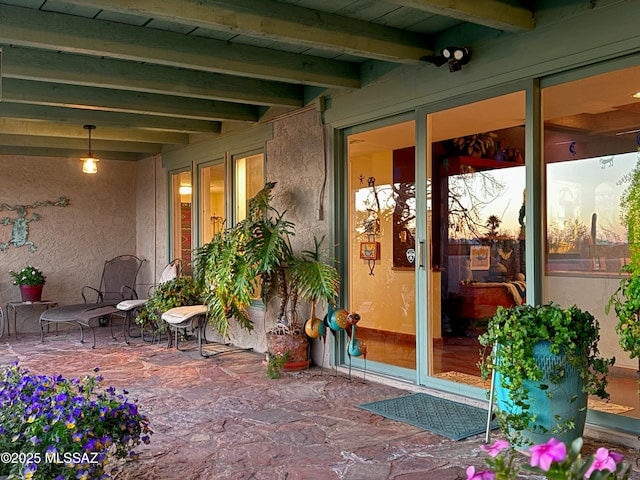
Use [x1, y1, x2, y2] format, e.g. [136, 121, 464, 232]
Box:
[362, 177, 380, 275]
[0, 196, 70, 252]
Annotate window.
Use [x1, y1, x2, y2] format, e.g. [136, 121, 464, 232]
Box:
[170, 170, 193, 270]
[543, 66, 639, 275]
[200, 162, 225, 244]
[234, 153, 264, 223]
[542, 63, 640, 418]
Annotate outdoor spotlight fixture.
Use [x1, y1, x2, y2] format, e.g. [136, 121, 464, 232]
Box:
[81, 124, 99, 174]
[440, 47, 471, 72]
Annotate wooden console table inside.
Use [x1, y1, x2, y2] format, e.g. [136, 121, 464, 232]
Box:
[5, 301, 58, 339]
[457, 283, 517, 321]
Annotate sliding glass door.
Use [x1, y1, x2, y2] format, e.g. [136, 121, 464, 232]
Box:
[345, 119, 417, 378]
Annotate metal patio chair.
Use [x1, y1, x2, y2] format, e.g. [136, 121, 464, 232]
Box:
[115, 258, 183, 344]
[39, 255, 144, 348]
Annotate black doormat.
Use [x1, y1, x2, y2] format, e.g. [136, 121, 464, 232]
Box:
[358, 392, 498, 441]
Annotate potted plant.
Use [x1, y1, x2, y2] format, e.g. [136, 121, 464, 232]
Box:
[193, 182, 340, 372]
[0, 362, 152, 479]
[266, 235, 341, 371]
[136, 276, 203, 339]
[606, 159, 640, 381]
[453, 131, 498, 158]
[241, 183, 340, 371]
[479, 303, 613, 446]
[470, 436, 632, 479]
[9, 265, 46, 302]
[193, 181, 292, 340]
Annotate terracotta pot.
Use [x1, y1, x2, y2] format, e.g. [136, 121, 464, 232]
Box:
[266, 332, 310, 371]
[20, 284, 43, 302]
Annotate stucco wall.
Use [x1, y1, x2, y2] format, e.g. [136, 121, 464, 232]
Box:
[0, 155, 147, 333]
[135, 155, 168, 290]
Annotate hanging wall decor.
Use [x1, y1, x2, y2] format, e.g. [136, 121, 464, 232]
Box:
[362, 176, 380, 275]
[0, 196, 69, 252]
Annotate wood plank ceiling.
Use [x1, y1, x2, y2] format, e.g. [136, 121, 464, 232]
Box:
[0, 0, 534, 161]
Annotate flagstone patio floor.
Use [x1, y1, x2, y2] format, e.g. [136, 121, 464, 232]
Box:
[0, 326, 639, 479]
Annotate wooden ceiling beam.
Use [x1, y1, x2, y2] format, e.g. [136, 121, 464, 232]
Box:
[0, 118, 189, 145]
[2, 46, 303, 108]
[0, 103, 222, 134]
[388, 0, 534, 32]
[2, 78, 259, 123]
[72, 0, 434, 64]
[0, 4, 360, 88]
[0, 146, 148, 162]
[0, 133, 161, 154]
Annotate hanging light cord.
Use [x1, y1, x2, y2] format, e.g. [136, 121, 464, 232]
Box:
[84, 124, 95, 155]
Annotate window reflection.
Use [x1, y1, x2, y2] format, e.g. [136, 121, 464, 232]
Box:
[348, 121, 416, 373]
[542, 64, 640, 418]
[428, 91, 526, 383]
[546, 153, 632, 273]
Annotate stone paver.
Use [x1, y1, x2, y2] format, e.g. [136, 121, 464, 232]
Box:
[1, 327, 639, 479]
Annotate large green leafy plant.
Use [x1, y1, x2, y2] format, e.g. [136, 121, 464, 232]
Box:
[193, 182, 340, 342]
[194, 181, 294, 337]
[479, 303, 613, 444]
[287, 235, 340, 335]
[606, 158, 640, 367]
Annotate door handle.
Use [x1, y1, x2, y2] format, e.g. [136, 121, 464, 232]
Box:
[418, 240, 425, 268]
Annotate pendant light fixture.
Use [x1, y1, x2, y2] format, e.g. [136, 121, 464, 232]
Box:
[81, 124, 99, 174]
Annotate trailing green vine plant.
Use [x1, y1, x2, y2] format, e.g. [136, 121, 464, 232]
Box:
[606, 157, 640, 369]
[478, 303, 613, 445]
[136, 276, 203, 335]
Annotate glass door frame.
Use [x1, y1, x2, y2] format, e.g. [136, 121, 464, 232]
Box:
[336, 112, 418, 380]
[539, 57, 640, 435]
[415, 79, 538, 393]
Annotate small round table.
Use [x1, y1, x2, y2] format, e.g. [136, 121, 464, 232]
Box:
[5, 301, 58, 339]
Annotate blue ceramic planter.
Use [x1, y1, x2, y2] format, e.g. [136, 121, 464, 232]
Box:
[495, 341, 587, 446]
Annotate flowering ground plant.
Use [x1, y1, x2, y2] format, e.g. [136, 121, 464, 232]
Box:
[9, 266, 46, 286]
[0, 362, 152, 479]
[468, 437, 632, 480]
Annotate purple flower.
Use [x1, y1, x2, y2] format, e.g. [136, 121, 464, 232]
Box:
[585, 447, 618, 478]
[609, 451, 624, 463]
[529, 437, 567, 471]
[480, 440, 509, 457]
[466, 466, 496, 480]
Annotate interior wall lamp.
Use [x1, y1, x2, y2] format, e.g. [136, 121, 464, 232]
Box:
[178, 185, 192, 195]
[81, 125, 99, 174]
[421, 46, 471, 72]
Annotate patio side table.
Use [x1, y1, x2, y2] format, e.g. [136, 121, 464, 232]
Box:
[5, 301, 58, 339]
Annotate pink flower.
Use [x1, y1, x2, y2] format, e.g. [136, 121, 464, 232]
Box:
[480, 440, 510, 457]
[584, 447, 618, 478]
[466, 466, 496, 480]
[529, 437, 567, 471]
